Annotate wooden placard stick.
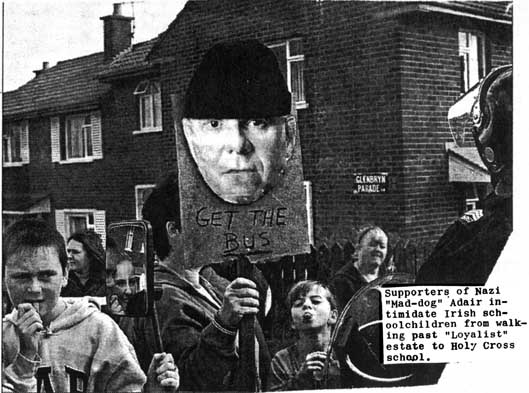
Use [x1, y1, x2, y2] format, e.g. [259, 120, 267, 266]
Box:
[236, 256, 260, 392]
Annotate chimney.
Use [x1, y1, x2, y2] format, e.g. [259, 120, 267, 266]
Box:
[100, 3, 134, 61]
[33, 61, 50, 77]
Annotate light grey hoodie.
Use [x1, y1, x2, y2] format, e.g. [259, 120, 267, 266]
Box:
[2, 297, 146, 392]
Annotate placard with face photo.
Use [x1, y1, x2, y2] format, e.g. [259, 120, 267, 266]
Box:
[173, 95, 310, 268]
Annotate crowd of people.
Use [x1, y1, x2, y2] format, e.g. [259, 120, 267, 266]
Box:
[2, 39, 511, 392]
[1, 191, 393, 391]
[2, 220, 179, 392]
[2, 214, 389, 392]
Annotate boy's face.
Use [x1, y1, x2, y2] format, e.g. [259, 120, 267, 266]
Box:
[114, 259, 139, 298]
[4, 246, 68, 321]
[291, 286, 337, 331]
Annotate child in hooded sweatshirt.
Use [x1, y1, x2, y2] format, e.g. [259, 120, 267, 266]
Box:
[2, 219, 179, 393]
[268, 280, 342, 390]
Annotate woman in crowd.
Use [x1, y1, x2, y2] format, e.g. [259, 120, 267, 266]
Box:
[62, 230, 107, 297]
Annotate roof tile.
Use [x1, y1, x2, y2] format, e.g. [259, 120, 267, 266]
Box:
[3, 39, 157, 117]
[3, 52, 108, 117]
[442, 1, 512, 19]
[100, 38, 158, 78]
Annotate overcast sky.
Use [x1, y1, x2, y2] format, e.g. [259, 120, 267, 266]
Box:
[2, 1, 525, 93]
[2, 0, 188, 91]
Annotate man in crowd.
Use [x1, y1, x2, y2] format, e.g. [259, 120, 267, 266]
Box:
[331, 225, 388, 310]
[416, 65, 512, 285]
[2, 219, 179, 392]
[126, 171, 270, 391]
[409, 65, 513, 387]
[125, 39, 300, 391]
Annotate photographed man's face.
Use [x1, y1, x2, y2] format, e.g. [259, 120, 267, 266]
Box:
[182, 116, 294, 204]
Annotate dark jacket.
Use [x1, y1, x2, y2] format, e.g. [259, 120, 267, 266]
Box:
[126, 265, 270, 392]
[416, 196, 512, 285]
[331, 263, 368, 311]
[269, 343, 341, 391]
[61, 272, 106, 298]
[412, 195, 512, 387]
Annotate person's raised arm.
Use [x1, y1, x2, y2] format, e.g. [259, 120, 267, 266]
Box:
[166, 277, 260, 391]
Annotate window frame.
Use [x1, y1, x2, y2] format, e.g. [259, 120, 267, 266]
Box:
[64, 114, 93, 163]
[51, 112, 102, 165]
[465, 197, 479, 212]
[55, 208, 106, 245]
[458, 29, 487, 93]
[3, 121, 28, 167]
[268, 39, 308, 110]
[133, 80, 163, 134]
[65, 211, 96, 237]
[135, 184, 156, 219]
[3, 126, 21, 164]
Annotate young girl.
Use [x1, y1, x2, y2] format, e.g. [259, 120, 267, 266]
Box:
[269, 280, 341, 390]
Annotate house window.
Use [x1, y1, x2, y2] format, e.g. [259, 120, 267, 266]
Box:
[3, 126, 22, 163]
[134, 80, 162, 133]
[67, 212, 95, 235]
[55, 209, 106, 245]
[3, 121, 29, 166]
[465, 197, 479, 212]
[269, 38, 307, 109]
[135, 185, 155, 219]
[66, 114, 93, 159]
[463, 183, 490, 214]
[51, 112, 103, 164]
[459, 30, 486, 92]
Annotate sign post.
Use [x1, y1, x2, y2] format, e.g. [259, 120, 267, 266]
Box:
[236, 256, 259, 392]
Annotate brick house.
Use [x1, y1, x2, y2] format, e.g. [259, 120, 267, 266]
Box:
[3, 1, 512, 246]
[2, 4, 172, 243]
[148, 0, 512, 243]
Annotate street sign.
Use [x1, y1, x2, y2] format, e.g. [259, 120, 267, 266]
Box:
[353, 173, 389, 194]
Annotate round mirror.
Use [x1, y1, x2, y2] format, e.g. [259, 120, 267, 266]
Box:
[330, 273, 435, 388]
